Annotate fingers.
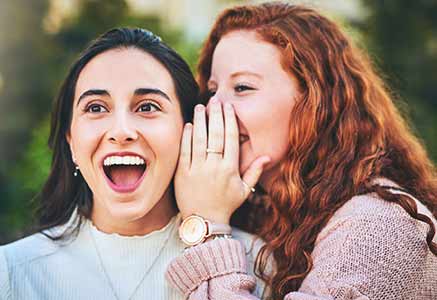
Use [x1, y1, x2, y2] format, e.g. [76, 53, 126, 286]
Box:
[207, 99, 224, 160]
[192, 104, 207, 164]
[178, 123, 192, 171]
[241, 156, 271, 197]
[223, 102, 239, 166]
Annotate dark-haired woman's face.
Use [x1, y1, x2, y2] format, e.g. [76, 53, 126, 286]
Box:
[207, 30, 298, 183]
[67, 48, 183, 231]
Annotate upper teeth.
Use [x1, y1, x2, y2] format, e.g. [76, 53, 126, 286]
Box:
[103, 155, 145, 166]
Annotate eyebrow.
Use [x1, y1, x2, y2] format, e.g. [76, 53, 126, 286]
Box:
[134, 88, 171, 102]
[208, 71, 263, 86]
[77, 89, 109, 106]
[76, 87, 171, 106]
[230, 71, 263, 79]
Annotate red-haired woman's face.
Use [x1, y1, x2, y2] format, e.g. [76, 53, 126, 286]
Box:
[207, 30, 298, 182]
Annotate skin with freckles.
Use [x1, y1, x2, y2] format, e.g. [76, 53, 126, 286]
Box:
[67, 48, 183, 236]
[207, 30, 299, 187]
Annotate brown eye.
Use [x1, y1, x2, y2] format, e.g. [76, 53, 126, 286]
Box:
[86, 104, 108, 113]
[137, 102, 161, 113]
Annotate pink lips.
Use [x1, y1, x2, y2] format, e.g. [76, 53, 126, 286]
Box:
[101, 151, 148, 194]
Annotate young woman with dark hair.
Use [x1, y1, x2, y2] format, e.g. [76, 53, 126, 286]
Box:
[167, 3, 437, 299]
[0, 28, 266, 300]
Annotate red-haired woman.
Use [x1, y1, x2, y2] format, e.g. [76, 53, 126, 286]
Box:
[166, 2, 437, 299]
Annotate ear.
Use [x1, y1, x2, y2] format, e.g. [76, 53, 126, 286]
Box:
[66, 131, 76, 163]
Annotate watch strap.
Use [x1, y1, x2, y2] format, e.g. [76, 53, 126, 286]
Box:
[207, 221, 232, 236]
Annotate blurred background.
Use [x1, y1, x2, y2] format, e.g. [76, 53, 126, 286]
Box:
[0, 0, 436, 244]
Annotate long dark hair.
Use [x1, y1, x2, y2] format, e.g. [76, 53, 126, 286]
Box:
[37, 28, 199, 239]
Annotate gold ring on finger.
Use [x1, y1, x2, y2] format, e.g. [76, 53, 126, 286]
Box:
[206, 148, 223, 155]
[242, 180, 256, 193]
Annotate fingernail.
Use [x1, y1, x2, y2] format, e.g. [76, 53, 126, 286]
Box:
[195, 105, 204, 112]
[210, 98, 218, 104]
[224, 102, 232, 110]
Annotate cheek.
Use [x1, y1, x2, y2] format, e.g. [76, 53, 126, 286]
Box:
[260, 100, 293, 163]
[139, 120, 183, 162]
[234, 99, 278, 143]
[70, 119, 108, 160]
[235, 96, 292, 163]
[267, 123, 291, 161]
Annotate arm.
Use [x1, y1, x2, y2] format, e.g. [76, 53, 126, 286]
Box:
[167, 196, 433, 300]
[166, 238, 328, 300]
[166, 239, 258, 300]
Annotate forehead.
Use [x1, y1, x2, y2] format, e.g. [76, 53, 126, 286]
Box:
[211, 30, 284, 76]
[75, 48, 176, 99]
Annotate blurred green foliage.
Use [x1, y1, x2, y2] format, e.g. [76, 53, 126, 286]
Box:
[0, 0, 436, 244]
[360, 0, 437, 159]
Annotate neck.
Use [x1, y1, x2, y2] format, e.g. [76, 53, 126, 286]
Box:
[91, 189, 178, 236]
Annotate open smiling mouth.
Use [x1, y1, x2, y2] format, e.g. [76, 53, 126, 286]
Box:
[103, 155, 147, 193]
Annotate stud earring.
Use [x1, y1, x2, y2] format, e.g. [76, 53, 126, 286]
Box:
[73, 165, 80, 177]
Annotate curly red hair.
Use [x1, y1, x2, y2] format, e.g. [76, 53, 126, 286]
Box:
[197, 2, 437, 299]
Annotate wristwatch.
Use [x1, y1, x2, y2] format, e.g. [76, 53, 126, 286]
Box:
[179, 215, 232, 247]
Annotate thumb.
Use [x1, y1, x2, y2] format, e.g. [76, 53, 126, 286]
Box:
[241, 156, 270, 196]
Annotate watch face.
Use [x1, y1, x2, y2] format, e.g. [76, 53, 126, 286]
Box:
[180, 216, 207, 245]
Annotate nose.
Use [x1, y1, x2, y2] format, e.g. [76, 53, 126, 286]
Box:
[108, 112, 138, 145]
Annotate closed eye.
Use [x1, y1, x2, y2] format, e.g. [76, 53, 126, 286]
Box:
[234, 84, 256, 93]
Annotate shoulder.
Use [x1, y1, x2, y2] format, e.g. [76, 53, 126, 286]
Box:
[297, 189, 437, 298]
[307, 189, 437, 295]
[1, 212, 83, 269]
[0, 233, 60, 299]
[0, 232, 59, 269]
[317, 189, 434, 246]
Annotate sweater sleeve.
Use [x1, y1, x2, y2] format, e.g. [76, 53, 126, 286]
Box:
[0, 247, 11, 300]
[166, 238, 259, 299]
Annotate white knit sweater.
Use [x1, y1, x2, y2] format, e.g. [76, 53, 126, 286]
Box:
[0, 213, 267, 300]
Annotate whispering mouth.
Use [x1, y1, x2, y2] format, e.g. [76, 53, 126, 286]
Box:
[103, 155, 147, 189]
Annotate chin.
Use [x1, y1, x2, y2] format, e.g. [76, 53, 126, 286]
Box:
[107, 198, 153, 221]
